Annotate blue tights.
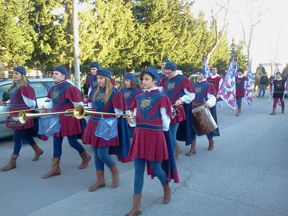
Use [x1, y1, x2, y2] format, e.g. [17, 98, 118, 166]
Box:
[236, 97, 243, 109]
[53, 135, 84, 158]
[169, 123, 179, 153]
[13, 129, 36, 155]
[133, 158, 167, 194]
[92, 146, 114, 170]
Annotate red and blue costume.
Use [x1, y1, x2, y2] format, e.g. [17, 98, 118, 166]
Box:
[191, 80, 217, 140]
[235, 75, 248, 109]
[128, 89, 179, 195]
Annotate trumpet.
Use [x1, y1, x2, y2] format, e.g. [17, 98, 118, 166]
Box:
[18, 109, 74, 124]
[73, 105, 132, 119]
[0, 108, 48, 115]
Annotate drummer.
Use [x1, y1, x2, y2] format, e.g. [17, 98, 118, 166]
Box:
[186, 68, 217, 156]
[159, 62, 195, 159]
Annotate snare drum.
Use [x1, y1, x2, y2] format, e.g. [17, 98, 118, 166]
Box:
[192, 105, 218, 136]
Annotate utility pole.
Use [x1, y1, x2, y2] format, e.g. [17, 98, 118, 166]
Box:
[72, 0, 81, 90]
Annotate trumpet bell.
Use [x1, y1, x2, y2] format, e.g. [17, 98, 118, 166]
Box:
[74, 105, 86, 119]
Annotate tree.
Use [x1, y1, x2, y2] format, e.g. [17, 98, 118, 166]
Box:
[26, 0, 67, 75]
[230, 38, 248, 71]
[0, 0, 36, 67]
[206, 0, 230, 63]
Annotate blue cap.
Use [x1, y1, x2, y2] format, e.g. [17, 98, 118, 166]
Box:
[196, 68, 205, 75]
[124, 72, 136, 81]
[90, 61, 100, 69]
[13, 66, 26, 76]
[143, 67, 159, 84]
[162, 59, 170, 63]
[164, 62, 177, 71]
[97, 68, 112, 79]
[53, 65, 68, 76]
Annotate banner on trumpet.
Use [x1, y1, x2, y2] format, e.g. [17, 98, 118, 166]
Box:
[38, 116, 61, 136]
[95, 117, 118, 140]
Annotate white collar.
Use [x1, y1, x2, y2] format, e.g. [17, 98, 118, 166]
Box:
[211, 74, 220, 78]
[145, 86, 158, 92]
[276, 78, 282, 81]
[197, 79, 207, 83]
[238, 75, 243, 78]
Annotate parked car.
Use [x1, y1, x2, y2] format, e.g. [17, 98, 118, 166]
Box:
[0, 78, 74, 139]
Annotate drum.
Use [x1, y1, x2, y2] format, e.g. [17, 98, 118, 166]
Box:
[192, 105, 218, 136]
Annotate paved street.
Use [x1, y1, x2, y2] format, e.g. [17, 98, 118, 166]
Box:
[1, 91, 288, 216]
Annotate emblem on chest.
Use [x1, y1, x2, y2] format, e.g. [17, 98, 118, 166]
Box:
[53, 90, 60, 99]
[97, 92, 105, 101]
[195, 87, 202, 93]
[124, 91, 131, 98]
[140, 99, 152, 108]
[237, 79, 241, 83]
[276, 82, 283, 88]
[167, 82, 176, 90]
[93, 81, 97, 87]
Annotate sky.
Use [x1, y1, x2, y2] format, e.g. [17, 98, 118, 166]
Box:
[191, 0, 287, 74]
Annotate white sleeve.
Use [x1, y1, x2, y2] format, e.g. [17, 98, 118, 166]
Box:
[180, 88, 195, 104]
[114, 108, 123, 118]
[71, 101, 84, 108]
[158, 86, 164, 93]
[160, 107, 171, 131]
[206, 93, 216, 108]
[88, 87, 92, 96]
[43, 100, 52, 109]
[5, 99, 10, 107]
[22, 94, 36, 109]
[128, 108, 137, 127]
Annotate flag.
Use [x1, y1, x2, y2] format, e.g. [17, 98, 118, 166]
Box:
[218, 56, 236, 110]
[234, 60, 239, 77]
[244, 63, 255, 107]
[203, 56, 211, 77]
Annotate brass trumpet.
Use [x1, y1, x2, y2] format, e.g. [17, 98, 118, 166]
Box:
[73, 105, 132, 119]
[0, 108, 47, 115]
[18, 109, 74, 124]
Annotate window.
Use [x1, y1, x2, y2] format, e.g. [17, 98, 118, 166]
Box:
[30, 82, 48, 98]
[0, 83, 12, 101]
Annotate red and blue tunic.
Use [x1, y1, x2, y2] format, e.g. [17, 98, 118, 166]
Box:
[235, 76, 248, 97]
[47, 81, 83, 137]
[88, 75, 98, 91]
[192, 81, 216, 109]
[7, 84, 36, 130]
[207, 75, 221, 102]
[159, 75, 195, 124]
[128, 89, 172, 161]
[82, 87, 127, 147]
[120, 87, 143, 109]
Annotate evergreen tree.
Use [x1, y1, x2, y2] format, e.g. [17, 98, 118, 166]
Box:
[26, 0, 67, 74]
[230, 38, 248, 71]
[0, 0, 36, 67]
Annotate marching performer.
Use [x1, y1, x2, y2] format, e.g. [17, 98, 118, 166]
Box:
[270, 71, 287, 115]
[206, 66, 221, 138]
[82, 68, 131, 192]
[120, 72, 143, 137]
[235, 68, 248, 116]
[126, 67, 179, 216]
[158, 59, 170, 81]
[186, 68, 217, 156]
[87, 61, 100, 96]
[42, 65, 91, 179]
[207, 66, 222, 102]
[0, 66, 44, 171]
[159, 62, 195, 159]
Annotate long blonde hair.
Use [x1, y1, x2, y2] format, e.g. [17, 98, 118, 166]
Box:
[93, 75, 114, 105]
[9, 74, 28, 90]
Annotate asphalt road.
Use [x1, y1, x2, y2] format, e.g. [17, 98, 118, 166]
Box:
[1, 91, 287, 216]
